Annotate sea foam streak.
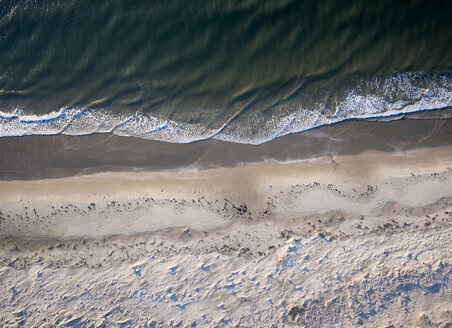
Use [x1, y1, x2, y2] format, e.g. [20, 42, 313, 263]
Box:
[0, 73, 451, 144]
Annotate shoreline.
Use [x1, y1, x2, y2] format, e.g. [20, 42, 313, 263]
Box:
[1, 117, 451, 181]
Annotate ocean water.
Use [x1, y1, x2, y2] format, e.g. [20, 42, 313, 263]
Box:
[0, 0, 451, 144]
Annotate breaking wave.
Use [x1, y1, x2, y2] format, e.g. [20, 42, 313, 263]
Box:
[1, 73, 451, 145]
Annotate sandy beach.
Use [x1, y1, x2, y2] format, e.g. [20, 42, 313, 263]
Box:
[1, 142, 451, 327]
[1, 2, 451, 326]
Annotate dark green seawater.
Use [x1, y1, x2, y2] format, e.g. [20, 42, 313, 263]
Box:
[0, 0, 451, 143]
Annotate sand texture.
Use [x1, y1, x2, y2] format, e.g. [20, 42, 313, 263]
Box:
[0, 146, 452, 327]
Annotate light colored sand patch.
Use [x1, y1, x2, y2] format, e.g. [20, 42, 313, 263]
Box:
[276, 172, 452, 218]
[63, 205, 230, 239]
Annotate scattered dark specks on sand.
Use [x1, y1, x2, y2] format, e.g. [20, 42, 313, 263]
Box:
[288, 305, 305, 323]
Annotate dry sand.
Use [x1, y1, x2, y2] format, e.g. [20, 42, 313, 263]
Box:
[0, 145, 452, 327]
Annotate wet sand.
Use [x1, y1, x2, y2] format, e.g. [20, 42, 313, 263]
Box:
[1, 117, 451, 180]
